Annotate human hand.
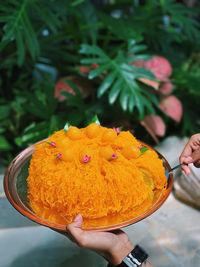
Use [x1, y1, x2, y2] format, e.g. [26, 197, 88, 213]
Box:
[180, 134, 200, 175]
[65, 214, 134, 266]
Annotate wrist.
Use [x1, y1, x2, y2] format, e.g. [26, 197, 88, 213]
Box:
[108, 244, 149, 267]
[109, 239, 134, 265]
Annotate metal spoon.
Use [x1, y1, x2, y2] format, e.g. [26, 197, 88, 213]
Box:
[165, 163, 184, 179]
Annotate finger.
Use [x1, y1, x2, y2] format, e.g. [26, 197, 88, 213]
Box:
[180, 134, 200, 163]
[191, 149, 200, 164]
[66, 214, 84, 242]
[180, 142, 193, 163]
[194, 159, 200, 168]
[182, 165, 191, 175]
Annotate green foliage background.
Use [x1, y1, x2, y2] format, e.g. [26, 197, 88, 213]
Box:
[0, 0, 200, 164]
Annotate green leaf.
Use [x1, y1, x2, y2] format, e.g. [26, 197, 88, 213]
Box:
[128, 65, 156, 80]
[81, 58, 107, 64]
[71, 0, 85, 7]
[128, 45, 147, 54]
[127, 55, 152, 62]
[141, 146, 149, 154]
[0, 105, 10, 120]
[120, 89, 129, 111]
[16, 27, 25, 66]
[128, 95, 135, 113]
[135, 94, 144, 120]
[108, 79, 122, 104]
[21, 10, 40, 60]
[0, 128, 5, 134]
[89, 115, 100, 125]
[64, 122, 71, 133]
[64, 79, 81, 97]
[2, 0, 27, 42]
[89, 63, 111, 79]
[97, 71, 117, 98]
[80, 44, 106, 57]
[0, 135, 12, 150]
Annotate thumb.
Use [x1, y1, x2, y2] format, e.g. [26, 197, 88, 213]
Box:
[67, 214, 83, 232]
[73, 214, 83, 228]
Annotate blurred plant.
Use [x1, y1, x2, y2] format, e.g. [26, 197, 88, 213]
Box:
[0, 0, 200, 163]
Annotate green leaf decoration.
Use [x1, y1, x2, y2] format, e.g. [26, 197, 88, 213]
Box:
[64, 122, 71, 133]
[140, 146, 149, 154]
[89, 115, 100, 125]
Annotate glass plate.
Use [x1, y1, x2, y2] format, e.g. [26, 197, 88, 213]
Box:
[4, 140, 173, 232]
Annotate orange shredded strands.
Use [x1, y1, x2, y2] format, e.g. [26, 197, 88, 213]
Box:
[27, 124, 166, 227]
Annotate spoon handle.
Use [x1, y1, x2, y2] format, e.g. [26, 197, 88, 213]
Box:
[170, 163, 184, 172]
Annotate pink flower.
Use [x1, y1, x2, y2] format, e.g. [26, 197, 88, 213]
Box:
[159, 82, 174, 95]
[83, 155, 91, 163]
[144, 56, 172, 82]
[54, 153, 62, 159]
[46, 141, 56, 147]
[133, 57, 172, 88]
[113, 127, 120, 134]
[137, 145, 143, 150]
[159, 95, 183, 122]
[111, 153, 117, 159]
[50, 142, 56, 147]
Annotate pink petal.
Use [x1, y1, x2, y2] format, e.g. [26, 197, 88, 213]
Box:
[138, 78, 159, 90]
[50, 142, 56, 147]
[55, 153, 62, 159]
[159, 95, 183, 122]
[113, 127, 120, 134]
[137, 145, 143, 150]
[141, 115, 166, 137]
[144, 56, 172, 82]
[83, 155, 91, 163]
[159, 82, 174, 95]
[111, 153, 117, 159]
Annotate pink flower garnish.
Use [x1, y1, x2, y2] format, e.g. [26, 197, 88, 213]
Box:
[113, 127, 120, 134]
[137, 145, 143, 150]
[50, 142, 56, 147]
[83, 155, 91, 163]
[112, 153, 117, 159]
[54, 153, 62, 159]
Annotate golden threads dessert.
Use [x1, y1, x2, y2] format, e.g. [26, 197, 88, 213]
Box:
[27, 124, 166, 227]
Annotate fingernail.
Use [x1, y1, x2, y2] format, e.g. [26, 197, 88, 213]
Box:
[186, 169, 191, 175]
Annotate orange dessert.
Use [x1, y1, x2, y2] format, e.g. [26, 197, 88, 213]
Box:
[27, 124, 166, 227]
